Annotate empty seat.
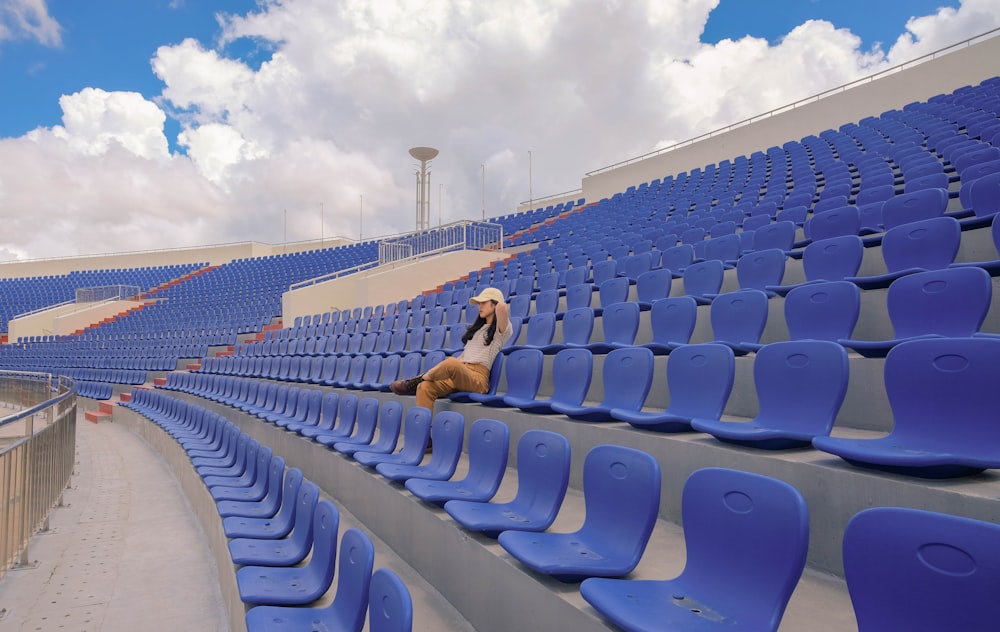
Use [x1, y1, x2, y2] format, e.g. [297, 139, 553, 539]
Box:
[612, 343, 735, 433]
[881, 187, 948, 230]
[839, 267, 992, 358]
[222, 467, 303, 540]
[691, 340, 849, 449]
[405, 418, 510, 505]
[708, 289, 769, 355]
[580, 467, 809, 632]
[842, 507, 1000, 631]
[505, 312, 556, 352]
[813, 337, 1000, 478]
[766, 235, 864, 296]
[551, 347, 654, 422]
[503, 348, 592, 414]
[845, 216, 961, 290]
[641, 296, 698, 355]
[354, 406, 432, 468]
[682, 260, 725, 305]
[368, 569, 413, 632]
[333, 400, 403, 456]
[229, 479, 319, 567]
[784, 281, 860, 342]
[245, 527, 375, 632]
[587, 301, 640, 352]
[236, 499, 339, 605]
[444, 430, 570, 538]
[376, 411, 464, 482]
[498, 445, 661, 583]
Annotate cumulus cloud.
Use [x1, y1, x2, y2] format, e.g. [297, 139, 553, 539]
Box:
[1, 0, 999, 260]
[0, 0, 61, 46]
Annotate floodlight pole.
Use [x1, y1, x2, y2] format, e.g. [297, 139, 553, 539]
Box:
[409, 147, 439, 231]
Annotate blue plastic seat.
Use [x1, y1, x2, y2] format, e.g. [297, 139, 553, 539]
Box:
[580, 467, 809, 632]
[565, 282, 596, 312]
[551, 347, 654, 422]
[303, 392, 359, 442]
[534, 289, 560, 315]
[229, 480, 319, 566]
[216, 455, 286, 519]
[612, 343, 735, 432]
[766, 235, 864, 295]
[598, 276, 630, 311]
[587, 301, 640, 353]
[842, 507, 1000, 631]
[958, 170, 1000, 229]
[709, 289, 769, 355]
[692, 340, 849, 449]
[682, 260, 725, 305]
[236, 499, 339, 605]
[635, 268, 672, 308]
[498, 445, 661, 583]
[784, 281, 860, 342]
[368, 569, 413, 632]
[506, 312, 556, 352]
[444, 429, 570, 538]
[846, 216, 961, 289]
[376, 411, 464, 481]
[544, 306, 594, 352]
[660, 244, 695, 277]
[881, 187, 948, 230]
[734, 248, 786, 295]
[367, 354, 401, 392]
[290, 391, 338, 437]
[223, 468, 303, 539]
[813, 337, 1000, 477]
[804, 205, 861, 245]
[333, 400, 403, 456]
[405, 418, 510, 505]
[839, 267, 992, 357]
[354, 406, 432, 467]
[749, 221, 796, 253]
[317, 396, 379, 447]
[503, 347, 591, 413]
[641, 296, 697, 355]
[245, 528, 375, 632]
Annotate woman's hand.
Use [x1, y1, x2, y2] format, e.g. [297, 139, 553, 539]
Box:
[495, 299, 510, 334]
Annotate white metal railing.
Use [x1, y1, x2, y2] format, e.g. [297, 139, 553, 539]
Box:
[585, 26, 1000, 177]
[75, 284, 140, 304]
[378, 220, 503, 265]
[0, 372, 76, 579]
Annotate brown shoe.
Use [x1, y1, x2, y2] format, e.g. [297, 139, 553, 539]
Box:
[389, 375, 423, 396]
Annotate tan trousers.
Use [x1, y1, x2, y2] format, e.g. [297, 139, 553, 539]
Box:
[416, 357, 491, 410]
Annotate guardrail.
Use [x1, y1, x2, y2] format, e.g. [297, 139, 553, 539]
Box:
[0, 372, 76, 580]
[379, 220, 503, 265]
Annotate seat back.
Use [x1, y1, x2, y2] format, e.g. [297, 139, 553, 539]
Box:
[888, 267, 992, 339]
[368, 569, 413, 632]
[600, 302, 640, 347]
[504, 349, 543, 401]
[807, 205, 860, 241]
[636, 268, 672, 304]
[843, 507, 1000, 631]
[535, 289, 560, 315]
[785, 281, 860, 341]
[425, 326, 447, 352]
[884, 337, 1000, 451]
[881, 187, 948, 230]
[524, 312, 556, 347]
[329, 528, 376, 632]
[665, 343, 735, 419]
[592, 259, 618, 286]
[579, 445, 661, 565]
[376, 354, 401, 386]
[561, 307, 595, 346]
[802, 235, 864, 282]
[425, 411, 465, 476]
[460, 418, 510, 498]
[710, 289, 769, 347]
[968, 170, 1000, 219]
[331, 393, 360, 436]
[601, 347, 654, 411]
[598, 277, 629, 307]
[703, 234, 742, 263]
[753, 340, 849, 434]
[678, 468, 809, 629]
[565, 283, 595, 311]
[347, 397, 380, 445]
[736, 248, 786, 291]
[346, 355, 367, 383]
[550, 348, 593, 407]
[287, 480, 321, 555]
[751, 221, 796, 252]
[364, 400, 403, 453]
[683, 260, 725, 299]
[660, 244, 695, 274]
[303, 499, 341, 589]
[397, 406, 433, 458]
[398, 352, 423, 380]
[648, 296, 697, 347]
[881, 216, 961, 273]
[509, 430, 572, 525]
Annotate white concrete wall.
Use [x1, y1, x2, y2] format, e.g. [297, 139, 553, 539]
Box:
[582, 34, 1000, 202]
[8, 299, 144, 340]
[282, 249, 507, 320]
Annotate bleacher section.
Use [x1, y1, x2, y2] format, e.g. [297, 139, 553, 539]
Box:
[4, 63, 1000, 631]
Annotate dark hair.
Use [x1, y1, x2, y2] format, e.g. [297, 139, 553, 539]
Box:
[462, 302, 498, 345]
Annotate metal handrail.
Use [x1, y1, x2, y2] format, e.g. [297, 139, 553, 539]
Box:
[0, 373, 76, 579]
[584, 26, 1000, 177]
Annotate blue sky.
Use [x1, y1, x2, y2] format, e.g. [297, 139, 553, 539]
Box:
[0, 0, 995, 259]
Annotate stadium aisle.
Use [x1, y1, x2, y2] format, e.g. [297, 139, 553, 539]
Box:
[0, 409, 228, 631]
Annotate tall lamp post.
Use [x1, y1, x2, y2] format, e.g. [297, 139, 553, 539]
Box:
[409, 147, 438, 231]
[528, 150, 533, 211]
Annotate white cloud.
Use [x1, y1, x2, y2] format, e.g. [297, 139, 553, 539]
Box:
[0, 0, 61, 46]
[1, 0, 1000, 260]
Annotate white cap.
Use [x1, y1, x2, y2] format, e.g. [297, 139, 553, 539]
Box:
[469, 287, 504, 304]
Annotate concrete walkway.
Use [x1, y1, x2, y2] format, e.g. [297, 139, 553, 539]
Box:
[0, 410, 229, 631]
